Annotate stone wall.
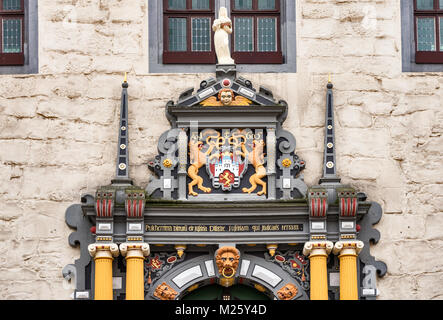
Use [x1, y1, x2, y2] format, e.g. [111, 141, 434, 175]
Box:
[0, 0, 442, 299]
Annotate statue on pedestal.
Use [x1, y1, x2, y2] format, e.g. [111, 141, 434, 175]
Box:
[213, 7, 235, 65]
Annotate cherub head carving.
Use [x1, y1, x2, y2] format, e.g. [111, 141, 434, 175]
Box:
[154, 282, 178, 300]
[215, 246, 240, 278]
[277, 283, 298, 300]
[218, 88, 234, 106]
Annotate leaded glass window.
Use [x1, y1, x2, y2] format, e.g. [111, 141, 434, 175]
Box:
[3, 0, 21, 11]
[2, 19, 21, 53]
[192, 0, 210, 10]
[258, 0, 275, 10]
[234, 0, 276, 10]
[0, 0, 24, 65]
[168, 0, 186, 10]
[235, 0, 253, 10]
[231, 0, 282, 63]
[169, 18, 187, 52]
[257, 17, 276, 52]
[417, 17, 436, 51]
[162, 0, 283, 64]
[413, 0, 443, 63]
[163, 0, 215, 64]
[417, 0, 434, 10]
[192, 17, 211, 51]
[234, 17, 254, 52]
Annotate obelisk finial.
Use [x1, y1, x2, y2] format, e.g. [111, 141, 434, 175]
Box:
[319, 78, 340, 186]
[111, 73, 132, 185]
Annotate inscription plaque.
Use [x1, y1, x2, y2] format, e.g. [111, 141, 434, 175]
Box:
[145, 223, 303, 233]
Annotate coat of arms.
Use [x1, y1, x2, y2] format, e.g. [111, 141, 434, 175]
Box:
[207, 131, 248, 191]
[188, 129, 266, 196]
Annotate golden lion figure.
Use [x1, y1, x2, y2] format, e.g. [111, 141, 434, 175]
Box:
[236, 139, 267, 196]
[277, 283, 298, 300]
[154, 282, 178, 300]
[187, 131, 222, 196]
[215, 246, 240, 279]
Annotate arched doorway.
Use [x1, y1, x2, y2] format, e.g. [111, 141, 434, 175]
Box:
[146, 253, 309, 300]
[182, 284, 270, 300]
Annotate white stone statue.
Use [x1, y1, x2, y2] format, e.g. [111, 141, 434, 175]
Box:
[213, 7, 235, 65]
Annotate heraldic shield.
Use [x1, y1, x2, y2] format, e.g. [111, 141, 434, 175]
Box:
[201, 128, 252, 192]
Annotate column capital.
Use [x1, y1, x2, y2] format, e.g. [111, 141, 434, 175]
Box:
[303, 241, 333, 257]
[88, 243, 119, 259]
[333, 240, 364, 256]
[120, 243, 150, 258]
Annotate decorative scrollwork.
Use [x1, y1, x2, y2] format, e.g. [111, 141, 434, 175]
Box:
[265, 250, 310, 292]
[277, 130, 297, 154]
[144, 252, 185, 292]
[157, 128, 181, 156]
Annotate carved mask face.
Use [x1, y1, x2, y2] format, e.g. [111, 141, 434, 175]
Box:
[154, 283, 178, 300]
[277, 283, 298, 300]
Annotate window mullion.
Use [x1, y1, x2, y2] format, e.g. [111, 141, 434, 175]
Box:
[254, 15, 258, 52]
[437, 15, 442, 51]
[187, 16, 191, 53]
[435, 15, 439, 51]
[0, 17, 2, 54]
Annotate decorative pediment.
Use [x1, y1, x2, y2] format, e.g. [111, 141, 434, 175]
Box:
[174, 66, 281, 108]
[149, 66, 305, 203]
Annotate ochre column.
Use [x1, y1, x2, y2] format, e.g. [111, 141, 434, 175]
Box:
[120, 243, 150, 300]
[333, 241, 364, 300]
[88, 243, 120, 300]
[303, 241, 333, 300]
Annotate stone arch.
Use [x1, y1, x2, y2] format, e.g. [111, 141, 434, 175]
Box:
[146, 252, 309, 300]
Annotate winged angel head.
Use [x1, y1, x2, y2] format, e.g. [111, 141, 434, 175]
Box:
[200, 88, 253, 107]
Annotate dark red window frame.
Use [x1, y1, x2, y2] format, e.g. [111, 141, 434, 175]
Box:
[230, 0, 282, 64]
[414, 0, 443, 63]
[0, 0, 24, 66]
[162, 0, 283, 65]
[163, 0, 216, 64]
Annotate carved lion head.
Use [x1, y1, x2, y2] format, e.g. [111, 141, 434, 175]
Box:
[215, 246, 240, 278]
